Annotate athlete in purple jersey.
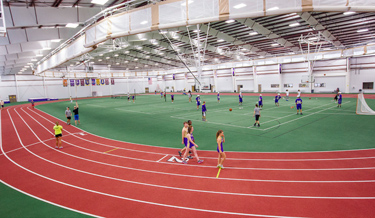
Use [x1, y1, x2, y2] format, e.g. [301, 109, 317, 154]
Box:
[259, 94, 263, 109]
[196, 95, 201, 110]
[217, 92, 220, 103]
[202, 101, 207, 121]
[216, 130, 226, 169]
[239, 92, 243, 107]
[182, 126, 204, 164]
[171, 94, 174, 103]
[275, 93, 281, 106]
[295, 96, 303, 115]
[337, 92, 342, 108]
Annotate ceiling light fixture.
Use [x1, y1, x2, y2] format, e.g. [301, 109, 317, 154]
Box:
[106, 57, 110, 59]
[343, 11, 355, 15]
[217, 39, 225, 42]
[114, 54, 119, 57]
[99, 54, 103, 56]
[91, 0, 109, 5]
[51, 39, 62, 42]
[289, 22, 300, 27]
[267, 6, 279, 11]
[233, 3, 246, 9]
[357, 29, 368, 32]
[98, 59, 102, 62]
[271, 43, 279, 46]
[140, 21, 148, 25]
[249, 32, 258, 36]
[225, 19, 235, 24]
[65, 23, 79, 28]
[31, 59, 37, 61]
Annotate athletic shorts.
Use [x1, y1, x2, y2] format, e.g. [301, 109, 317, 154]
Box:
[338, 100, 342, 104]
[217, 144, 224, 153]
[275, 100, 278, 103]
[55, 133, 62, 138]
[184, 137, 188, 147]
[74, 114, 79, 120]
[191, 135, 194, 141]
[239, 99, 243, 103]
[1, 105, 3, 108]
[296, 105, 302, 110]
[128, 97, 130, 100]
[202, 111, 206, 116]
[171, 97, 174, 100]
[259, 101, 263, 106]
[197, 102, 200, 106]
[67, 116, 71, 120]
[255, 115, 260, 121]
[217, 98, 220, 100]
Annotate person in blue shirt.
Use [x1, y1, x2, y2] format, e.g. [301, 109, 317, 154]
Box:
[259, 94, 263, 109]
[196, 95, 201, 110]
[337, 92, 342, 108]
[217, 92, 220, 103]
[171, 94, 174, 103]
[202, 101, 207, 121]
[295, 96, 303, 115]
[239, 92, 243, 108]
[275, 93, 281, 106]
[160, 91, 163, 99]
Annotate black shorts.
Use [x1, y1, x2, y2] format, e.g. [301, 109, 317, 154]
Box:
[171, 97, 174, 100]
[67, 116, 71, 120]
[1, 105, 3, 108]
[255, 115, 260, 121]
[55, 134, 62, 138]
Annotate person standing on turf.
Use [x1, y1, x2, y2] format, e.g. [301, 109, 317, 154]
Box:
[70, 96, 73, 103]
[253, 104, 261, 127]
[0, 100, 4, 110]
[171, 94, 174, 103]
[295, 96, 303, 115]
[275, 93, 281, 107]
[73, 102, 80, 125]
[202, 101, 207, 121]
[196, 95, 201, 110]
[286, 89, 289, 101]
[128, 92, 130, 102]
[182, 126, 203, 164]
[160, 91, 163, 99]
[65, 107, 72, 125]
[217, 92, 220, 103]
[239, 92, 243, 108]
[188, 91, 192, 103]
[53, 121, 63, 149]
[334, 93, 338, 102]
[297, 89, 301, 97]
[337, 92, 342, 108]
[132, 95, 135, 103]
[259, 94, 263, 109]
[31, 100, 35, 109]
[216, 130, 226, 169]
[164, 92, 166, 102]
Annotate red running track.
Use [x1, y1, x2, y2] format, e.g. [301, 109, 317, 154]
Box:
[1, 103, 375, 217]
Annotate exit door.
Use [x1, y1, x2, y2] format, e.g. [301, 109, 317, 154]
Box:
[192, 85, 195, 92]
[9, 95, 17, 103]
[258, 84, 262, 93]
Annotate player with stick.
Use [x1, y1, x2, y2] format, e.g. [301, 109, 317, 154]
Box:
[253, 104, 261, 127]
[217, 92, 220, 103]
[337, 92, 342, 108]
[259, 94, 263, 109]
[171, 94, 174, 103]
[274, 93, 281, 106]
[216, 130, 226, 169]
[285, 89, 289, 101]
[295, 96, 303, 115]
[202, 101, 207, 121]
[188, 91, 192, 103]
[239, 92, 243, 108]
[196, 95, 201, 110]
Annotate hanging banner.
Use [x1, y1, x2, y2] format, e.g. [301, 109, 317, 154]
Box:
[111, 78, 115, 85]
[232, 68, 235, 76]
[96, 79, 100, 86]
[92, 78, 96, 86]
[70, 79, 75, 87]
[100, 79, 105, 85]
[75, 80, 80, 86]
[105, 78, 109, 85]
[173, 74, 175, 80]
[148, 77, 152, 85]
[85, 79, 90, 86]
[63, 79, 68, 87]
[80, 79, 85, 86]
[185, 73, 188, 80]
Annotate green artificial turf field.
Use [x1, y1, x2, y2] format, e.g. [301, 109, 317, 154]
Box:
[37, 94, 375, 152]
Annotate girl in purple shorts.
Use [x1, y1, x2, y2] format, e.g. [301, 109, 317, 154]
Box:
[216, 130, 226, 169]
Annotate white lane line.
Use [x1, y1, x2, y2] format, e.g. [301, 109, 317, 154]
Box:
[3, 111, 309, 218]
[16, 108, 375, 180]
[114, 108, 153, 114]
[28, 107, 375, 154]
[23, 108, 375, 171]
[156, 154, 168, 162]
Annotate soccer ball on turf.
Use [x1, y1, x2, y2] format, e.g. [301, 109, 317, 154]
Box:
[229, 108, 232, 111]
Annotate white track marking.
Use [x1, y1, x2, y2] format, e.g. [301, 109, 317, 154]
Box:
[2, 112, 309, 218]
[0, 138, 56, 156]
[15, 108, 375, 180]
[23, 108, 375, 170]
[28, 106, 375, 154]
[6, 110, 375, 203]
[156, 155, 168, 162]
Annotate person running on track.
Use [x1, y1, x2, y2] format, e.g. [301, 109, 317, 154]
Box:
[65, 107, 72, 125]
[73, 102, 80, 125]
[31, 100, 35, 109]
[182, 126, 203, 164]
[216, 130, 226, 169]
[53, 121, 63, 149]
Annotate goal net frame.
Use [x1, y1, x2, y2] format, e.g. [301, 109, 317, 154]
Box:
[356, 93, 375, 115]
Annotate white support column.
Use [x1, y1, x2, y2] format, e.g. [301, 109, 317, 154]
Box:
[213, 70, 218, 92]
[90, 78, 93, 96]
[278, 63, 283, 93]
[109, 77, 113, 95]
[43, 76, 47, 98]
[232, 68, 236, 92]
[345, 57, 350, 93]
[184, 73, 188, 91]
[308, 60, 313, 93]
[68, 78, 72, 98]
[253, 66, 258, 93]
[14, 75, 19, 102]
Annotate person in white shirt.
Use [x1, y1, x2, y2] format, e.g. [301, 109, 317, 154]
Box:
[297, 90, 301, 97]
[285, 89, 289, 101]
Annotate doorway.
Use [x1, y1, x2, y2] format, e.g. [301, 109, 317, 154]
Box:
[145, 87, 149, 93]
[258, 84, 262, 93]
[9, 95, 17, 103]
[237, 85, 243, 93]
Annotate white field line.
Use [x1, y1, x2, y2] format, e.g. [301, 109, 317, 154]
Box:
[7, 109, 375, 204]
[19, 108, 375, 173]
[114, 108, 153, 114]
[157, 154, 169, 162]
[261, 102, 351, 131]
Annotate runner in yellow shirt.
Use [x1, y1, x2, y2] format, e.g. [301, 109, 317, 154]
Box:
[53, 121, 63, 149]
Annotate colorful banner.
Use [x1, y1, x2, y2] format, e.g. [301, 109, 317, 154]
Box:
[96, 79, 100, 86]
[100, 79, 105, 85]
[80, 79, 84, 86]
[111, 78, 115, 85]
[63, 79, 68, 87]
[85, 79, 90, 86]
[70, 79, 75, 87]
[173, 74, 175, 80]
[92, 78, 96, 86]
[105, 78, 109, 85]
[148, 77, 152, 85]
[75, 80, 80, 86]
